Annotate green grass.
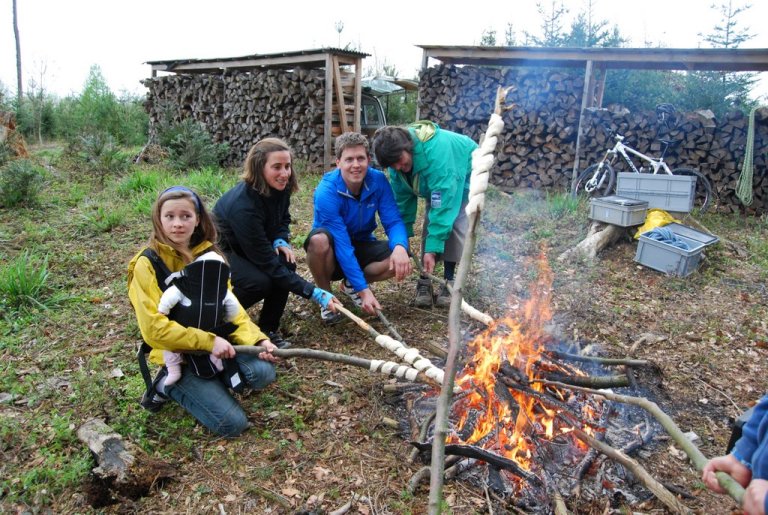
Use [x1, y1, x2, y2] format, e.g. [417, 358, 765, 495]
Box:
[0, 250, 61, 312]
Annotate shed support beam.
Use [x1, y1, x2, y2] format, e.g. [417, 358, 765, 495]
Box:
[571, 59, 594, 192]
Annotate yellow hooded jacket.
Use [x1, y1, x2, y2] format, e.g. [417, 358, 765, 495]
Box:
[127, 241, 268, 365]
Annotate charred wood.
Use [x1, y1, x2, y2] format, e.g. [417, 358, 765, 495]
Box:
[412, 442, 541, 485]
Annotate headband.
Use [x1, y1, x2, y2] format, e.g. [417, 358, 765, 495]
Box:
[161, 186, 201, 213]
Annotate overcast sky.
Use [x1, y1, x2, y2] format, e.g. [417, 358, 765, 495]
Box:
[1, 0, 767, 99]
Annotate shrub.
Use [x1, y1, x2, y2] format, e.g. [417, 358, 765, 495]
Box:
[157, 117, 229, 170]
[0, 251, 52, 310]
[0, 159, 45, 207]
[76, 132, 129, 187]
[0, 138, 10, 167]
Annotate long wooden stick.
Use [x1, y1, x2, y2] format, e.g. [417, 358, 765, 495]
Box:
[429, 86, 512, 514]
[375, 308, 404, 342]
[570, 425, 691, 514]
[538, 380, 746, 504]
[235, 345, 438, 387]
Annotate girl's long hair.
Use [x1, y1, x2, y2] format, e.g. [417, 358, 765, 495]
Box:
[148, 186, 221, 263]
[241, 137, 299, 196]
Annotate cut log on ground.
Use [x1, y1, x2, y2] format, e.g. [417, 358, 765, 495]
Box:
[557, 221, 628, 262]
[77, 418, 175, 506]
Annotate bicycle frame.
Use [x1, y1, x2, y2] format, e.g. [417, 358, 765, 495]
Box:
[603, 135, 672, 175]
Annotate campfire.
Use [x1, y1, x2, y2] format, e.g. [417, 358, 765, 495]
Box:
[401, 253, 672, 512]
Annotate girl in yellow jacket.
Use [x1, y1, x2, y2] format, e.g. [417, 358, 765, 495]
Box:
[127, 186, 278, 437]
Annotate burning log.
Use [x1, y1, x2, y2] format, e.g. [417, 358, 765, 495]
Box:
[413, 442, 540, 486]
[539, 372, 629, 389]
[236, 346, 440, 388]
[546, 350, 653, 368]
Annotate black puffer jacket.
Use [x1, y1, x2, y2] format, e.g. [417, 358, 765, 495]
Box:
[213, 181, 314, 298]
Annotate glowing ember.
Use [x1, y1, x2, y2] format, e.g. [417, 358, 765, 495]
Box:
[449, 251, 602, 487]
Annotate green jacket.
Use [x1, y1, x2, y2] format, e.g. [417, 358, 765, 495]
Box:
[386, 121, 478, 254]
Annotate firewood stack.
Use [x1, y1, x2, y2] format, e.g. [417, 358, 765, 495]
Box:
[142, 68, 328, 166]
[419, 64, 768, 213]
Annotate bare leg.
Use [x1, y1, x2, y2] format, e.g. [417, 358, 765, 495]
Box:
[305, 232, 336, 290]
[363, 259, 396, 283]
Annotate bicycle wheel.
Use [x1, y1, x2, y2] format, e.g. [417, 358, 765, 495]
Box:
[670, 168, 713, 213]
[573, 163, 616, 199]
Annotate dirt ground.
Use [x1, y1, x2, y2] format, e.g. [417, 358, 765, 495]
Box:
[4, 172, 767, 514]
[126, 189, 766, 514]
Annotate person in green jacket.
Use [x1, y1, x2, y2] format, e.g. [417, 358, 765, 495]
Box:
[372, 121, 478, 308]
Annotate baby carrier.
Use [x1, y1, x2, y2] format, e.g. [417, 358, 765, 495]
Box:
[137, 248, 243, 411]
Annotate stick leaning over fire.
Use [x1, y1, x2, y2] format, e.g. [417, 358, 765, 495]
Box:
[429, 86, 515, 514]
[413, 259, 494, 326]
[539, 380, 747, 505]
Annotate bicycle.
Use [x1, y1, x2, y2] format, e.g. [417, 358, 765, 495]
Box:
[573, 129, 713, 213]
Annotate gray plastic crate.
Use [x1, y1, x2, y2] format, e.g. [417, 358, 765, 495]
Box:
[635, 223, 719, 277]
[589, 195, 648, 226]
[616, 173, 697, 213]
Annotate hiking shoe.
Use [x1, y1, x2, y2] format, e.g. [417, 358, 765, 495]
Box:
[267, 331, 292, 349]
[340, 279, 363, 308]
[415, 278, 434, 308]
[320, 306, 344, 325]
[435, 281, 453, 308]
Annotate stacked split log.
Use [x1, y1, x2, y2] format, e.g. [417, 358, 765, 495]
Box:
[419, 64, 768, 214]
[142, 68, 327, 167]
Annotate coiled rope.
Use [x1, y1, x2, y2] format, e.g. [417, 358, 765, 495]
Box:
[736, 106, 762, 206]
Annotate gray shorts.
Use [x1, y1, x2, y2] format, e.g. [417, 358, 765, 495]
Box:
[422, 198, 468, 263]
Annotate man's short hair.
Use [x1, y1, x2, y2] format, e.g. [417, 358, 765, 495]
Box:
[372, 126, 413, 169]
[334, 132, 369, 160]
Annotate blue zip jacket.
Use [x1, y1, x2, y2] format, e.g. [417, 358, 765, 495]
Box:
[733, 393, 768, 513]
[311, 167, 409, 293]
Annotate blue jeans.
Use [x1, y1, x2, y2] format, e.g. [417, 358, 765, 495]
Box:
[163, 354, 276, 437]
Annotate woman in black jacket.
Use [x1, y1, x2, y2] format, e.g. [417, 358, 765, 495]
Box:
[214, 138, 339, 346]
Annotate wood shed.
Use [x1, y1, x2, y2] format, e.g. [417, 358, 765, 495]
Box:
[414, 45, 768, 213]
[144, 48, 369, 167]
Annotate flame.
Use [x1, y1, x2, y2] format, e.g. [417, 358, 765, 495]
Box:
[450, 249, 598, 481]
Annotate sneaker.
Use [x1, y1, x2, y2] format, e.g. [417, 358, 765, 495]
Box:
[340, 279, 363, 308]
[140, 367, 169, 412]
[435, 281, 453, 308]
[415, 278, 434, 308]
[267, 331, 292, 349]
[320, 306, 344, 325]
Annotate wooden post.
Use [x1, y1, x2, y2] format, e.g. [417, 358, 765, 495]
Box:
[324, 53, 334, 168]
[353, 57, 362, 132]
[571, 59, 594, 193]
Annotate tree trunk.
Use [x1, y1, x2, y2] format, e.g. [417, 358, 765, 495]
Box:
[13, 0, 22, 103]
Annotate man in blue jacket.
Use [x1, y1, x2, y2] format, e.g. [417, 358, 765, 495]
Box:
[304, 132, 412, 324]
[702, 393, 768, 514]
